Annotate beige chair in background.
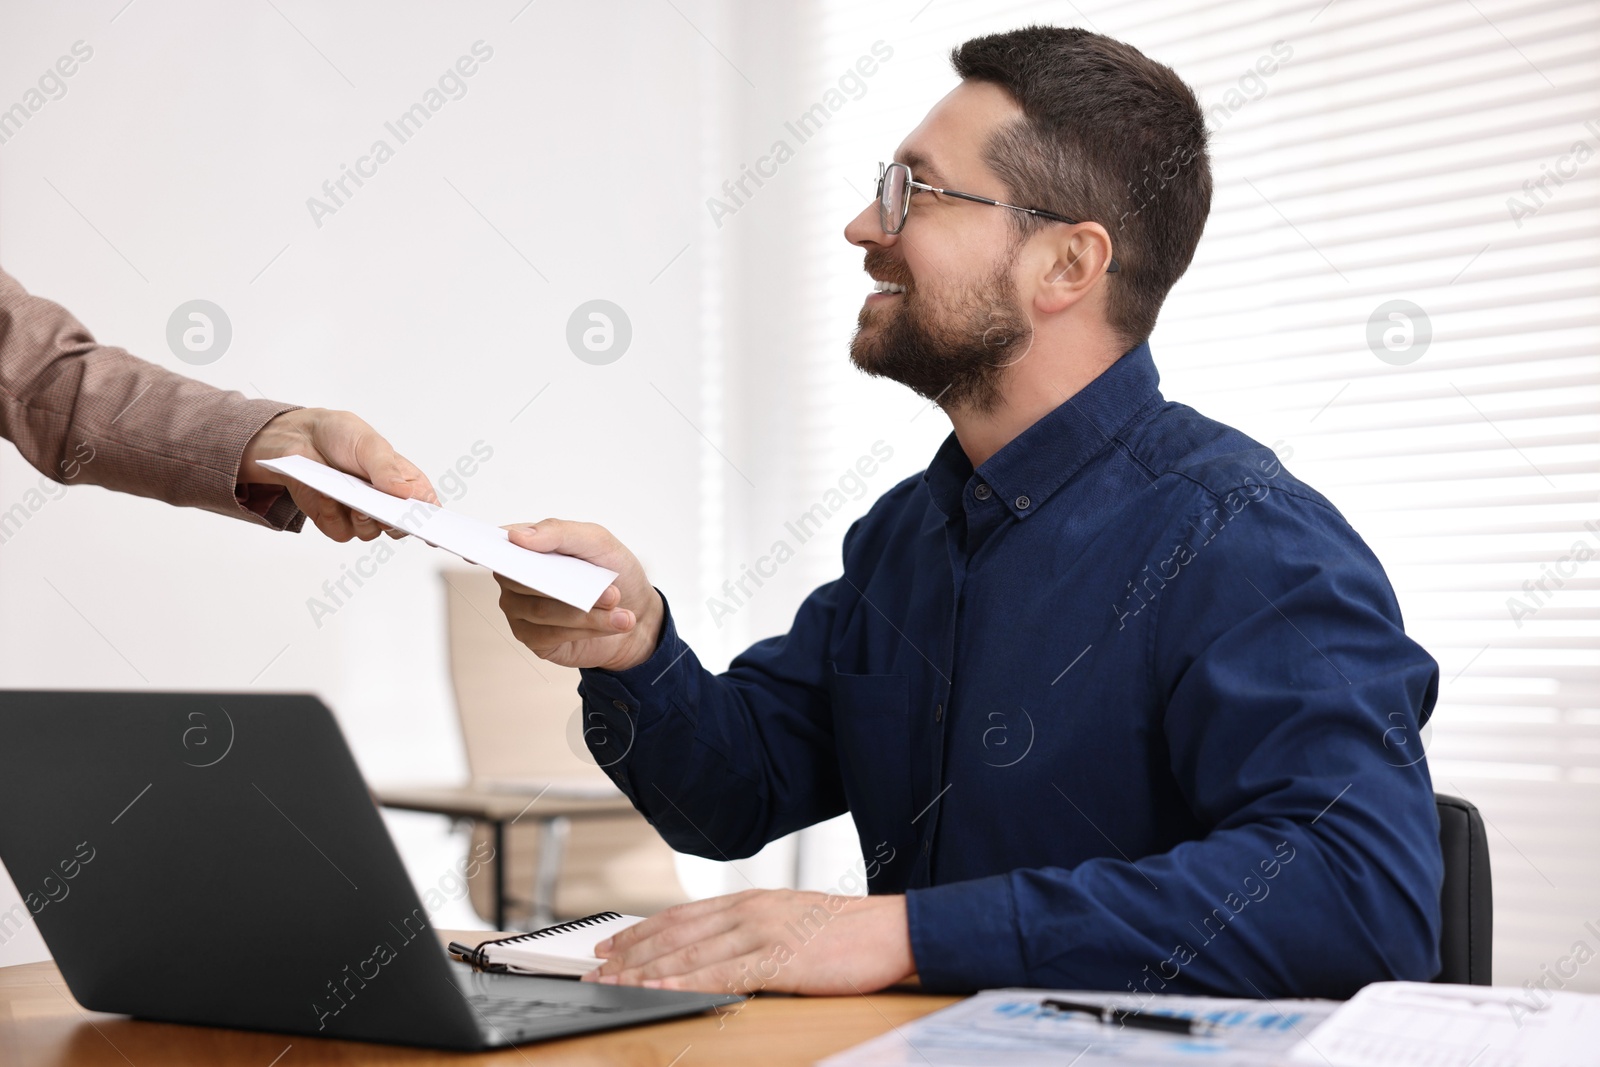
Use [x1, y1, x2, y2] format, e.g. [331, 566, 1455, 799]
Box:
[376, 566, 689, 929]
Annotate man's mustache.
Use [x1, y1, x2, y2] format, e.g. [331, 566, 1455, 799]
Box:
[862, 250, 913, 289]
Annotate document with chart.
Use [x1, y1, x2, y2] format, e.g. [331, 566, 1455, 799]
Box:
[819, 988, 1339, 1066]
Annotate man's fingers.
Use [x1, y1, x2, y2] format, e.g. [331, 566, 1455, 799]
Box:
[349, 426, 440, 504]
[505, 519, 615, 563]
[499, 586, 630, 633]
[493, 521, 655, 671]
[508, 618, 616, 651]
[503, 619, 564, 658]
[349, 509, 384, 541]
[599, 891, 761, 957]
[307, 410, 439, 505]
[607, 925, 757, 986]
[288, 485, 356, 542]
[590, 906, 747, 980]
[499, 590, 587, 628]
[295, 484, 381, 542]
[646, 956, 764, 993]
[494, 573, 540, 597]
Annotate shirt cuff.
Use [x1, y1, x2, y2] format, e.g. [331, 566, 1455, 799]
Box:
[906, 872, 1027, 993]
[574, 591, 685, 796]
[577, 588, 687, 709]
[228, 401, 307, 532]
[235, 482, 287, 518]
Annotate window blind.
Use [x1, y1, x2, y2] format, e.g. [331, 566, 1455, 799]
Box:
[772, 0, 1599, 989]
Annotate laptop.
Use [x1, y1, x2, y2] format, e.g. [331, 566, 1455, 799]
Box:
[0, 690, 742, 1049]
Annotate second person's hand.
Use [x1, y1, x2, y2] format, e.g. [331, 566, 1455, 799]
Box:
[240, 407, 438, 541]
[496, 519, 664, 672]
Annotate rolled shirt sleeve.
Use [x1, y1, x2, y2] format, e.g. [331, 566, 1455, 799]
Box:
[0, 266, 304, 530]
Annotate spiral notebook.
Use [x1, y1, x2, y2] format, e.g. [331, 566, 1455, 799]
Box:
[452, 912, 645, 977]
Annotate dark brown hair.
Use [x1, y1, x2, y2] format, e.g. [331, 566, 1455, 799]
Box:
[952, 26, 1211, 345]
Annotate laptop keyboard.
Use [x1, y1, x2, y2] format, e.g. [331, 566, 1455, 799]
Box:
[464, 992, 626, 1034]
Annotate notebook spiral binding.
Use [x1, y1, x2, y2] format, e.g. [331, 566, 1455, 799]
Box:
[501, 911, 624, 944]
[459, 911, 625, 971]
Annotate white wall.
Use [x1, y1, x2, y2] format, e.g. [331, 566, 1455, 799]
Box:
[0, 0, 757, 964]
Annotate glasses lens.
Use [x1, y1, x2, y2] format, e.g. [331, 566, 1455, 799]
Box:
[879, 164, 909, 234]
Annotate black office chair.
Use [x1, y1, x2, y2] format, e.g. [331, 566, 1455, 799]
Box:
[1433, 793, 1493, 985]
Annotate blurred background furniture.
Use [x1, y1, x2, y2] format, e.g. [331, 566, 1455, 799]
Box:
[374, 567, 690, 930]
[1434, 793, 1493, 985]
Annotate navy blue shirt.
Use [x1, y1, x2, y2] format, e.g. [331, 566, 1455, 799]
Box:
[579, 342, 1443, 998]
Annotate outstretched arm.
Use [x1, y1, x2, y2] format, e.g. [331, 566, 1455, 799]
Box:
[0, 267, 435, 538]
[495, 518, 853, 858]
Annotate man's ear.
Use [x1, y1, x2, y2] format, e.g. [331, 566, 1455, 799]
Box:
[1031, 222, 1116, 315]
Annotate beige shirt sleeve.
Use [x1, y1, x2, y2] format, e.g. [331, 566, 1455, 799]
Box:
[0, 266, 304, 530]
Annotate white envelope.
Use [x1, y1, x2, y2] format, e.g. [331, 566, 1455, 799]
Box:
[259, 454, 619, 612]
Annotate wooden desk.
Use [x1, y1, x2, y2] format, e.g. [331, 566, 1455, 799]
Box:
[375, 785, 638, 929]
[0, 930, 959, 1065]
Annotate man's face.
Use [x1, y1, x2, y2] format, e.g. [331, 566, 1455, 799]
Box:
[844, 80, 1035, 414]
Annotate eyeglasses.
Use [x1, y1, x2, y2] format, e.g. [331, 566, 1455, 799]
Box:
[875, 161, 1120, 273]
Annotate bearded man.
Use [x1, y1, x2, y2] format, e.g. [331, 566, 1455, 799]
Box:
[494, 25, 1444, 1000]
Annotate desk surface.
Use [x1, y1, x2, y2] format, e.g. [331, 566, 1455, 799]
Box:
[0, 930, 959, 1066]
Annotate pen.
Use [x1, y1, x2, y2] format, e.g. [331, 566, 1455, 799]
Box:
[1039, 998, 1220, 1037]
[447, 941, 507, 972]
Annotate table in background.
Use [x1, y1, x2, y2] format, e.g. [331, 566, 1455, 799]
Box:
[0, 929, 959, 1066]
[375, 785, 638, 929]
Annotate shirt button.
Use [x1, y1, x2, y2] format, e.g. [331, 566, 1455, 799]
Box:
[973, 483, 992, 500]
[1015, 495, 1031, 510]
[611, 699, 629, 712]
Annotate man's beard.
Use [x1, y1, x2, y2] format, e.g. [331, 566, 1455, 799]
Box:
[849, 247, 1033, 415]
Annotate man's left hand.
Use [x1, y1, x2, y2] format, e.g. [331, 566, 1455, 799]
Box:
[240, 408, 438, 541]
[584, 889, 916, 995]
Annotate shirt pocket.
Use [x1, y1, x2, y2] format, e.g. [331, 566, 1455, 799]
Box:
[826, 663, 914, 870]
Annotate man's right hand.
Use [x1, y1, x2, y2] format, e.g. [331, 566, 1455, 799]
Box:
[495, 520, 665, 672]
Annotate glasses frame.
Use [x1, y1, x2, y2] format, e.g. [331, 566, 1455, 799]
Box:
[876, 161, 1120, 273]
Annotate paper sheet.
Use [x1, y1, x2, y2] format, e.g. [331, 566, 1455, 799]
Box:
[258, 455, 619, 612]
[818, 988, 1340, 1066]
[1288, 981, 1600, 1067]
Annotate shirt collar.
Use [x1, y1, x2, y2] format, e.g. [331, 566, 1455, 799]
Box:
[923, 341, 1163, 522]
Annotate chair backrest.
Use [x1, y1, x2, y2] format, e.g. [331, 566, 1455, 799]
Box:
[440, 566, 608, 784]
[1434, 793, 1493, 985]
